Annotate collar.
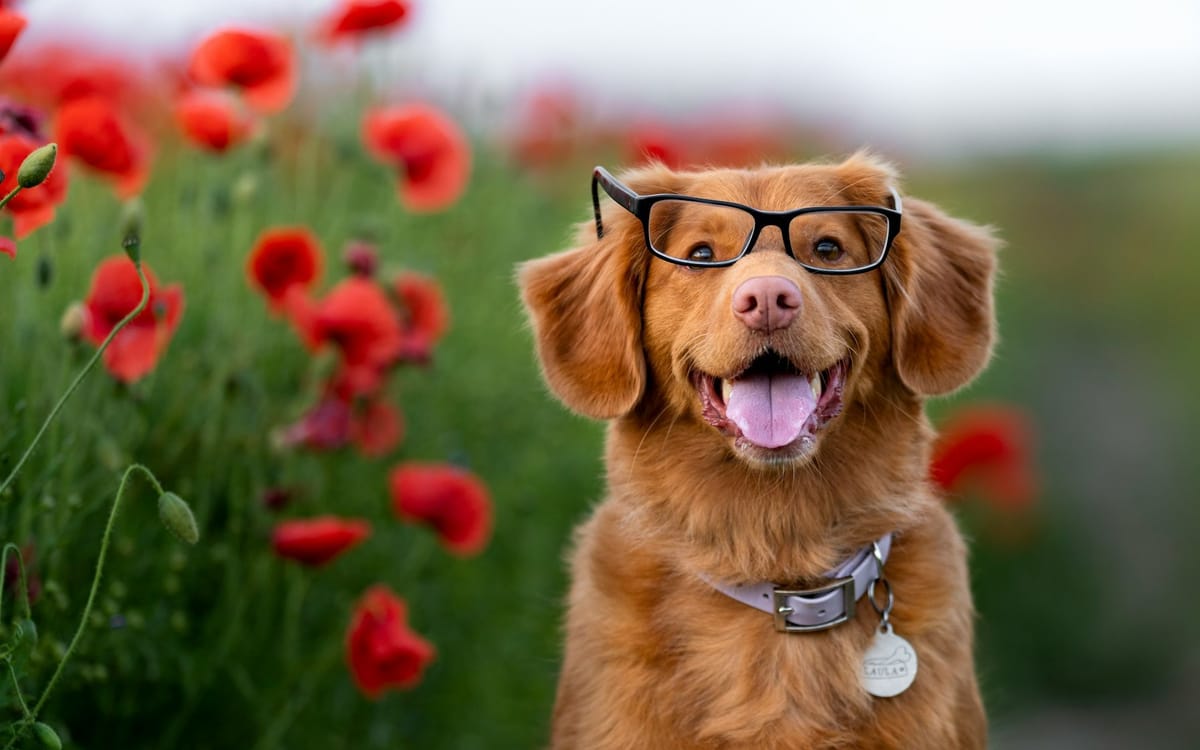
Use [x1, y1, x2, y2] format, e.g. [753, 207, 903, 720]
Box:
[703, 533, 893, 633]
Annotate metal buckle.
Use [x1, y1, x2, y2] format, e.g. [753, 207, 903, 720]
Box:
[772, 576, 856, 633]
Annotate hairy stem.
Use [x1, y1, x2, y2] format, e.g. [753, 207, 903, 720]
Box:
[26, 463, 163, 722]
[0, 185, 20, 211]
[7, 660, 31, 719]
[0, 262, 150, 497]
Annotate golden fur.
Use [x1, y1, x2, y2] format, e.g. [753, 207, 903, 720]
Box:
[519, 153, 997, 749]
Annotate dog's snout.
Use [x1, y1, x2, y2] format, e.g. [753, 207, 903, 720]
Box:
[731, 276, 802, 333]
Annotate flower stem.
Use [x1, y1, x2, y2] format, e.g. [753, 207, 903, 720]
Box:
[0, 262, 150, 498]
[27, 463, 163, 721]
[0, 185, 21, 211]
[7, 659, 31, 719]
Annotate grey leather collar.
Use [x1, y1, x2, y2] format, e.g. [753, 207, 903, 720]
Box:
[704, 534, 893, 633]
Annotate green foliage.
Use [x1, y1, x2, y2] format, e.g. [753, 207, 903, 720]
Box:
[2, 140, 1197, 746]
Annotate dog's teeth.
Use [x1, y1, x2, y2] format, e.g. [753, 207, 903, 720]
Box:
[810, 373, 822, 398]
[720, 379, 733, 403]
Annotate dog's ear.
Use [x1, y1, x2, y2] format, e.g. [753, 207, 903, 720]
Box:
[885, 196, 999, 396]
[518, 167, 675, 419]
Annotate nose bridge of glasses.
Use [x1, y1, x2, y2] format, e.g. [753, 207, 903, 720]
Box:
[746, 219, 792, 257]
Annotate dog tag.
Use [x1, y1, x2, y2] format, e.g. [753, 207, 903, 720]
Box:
[861, 623, 917, 698]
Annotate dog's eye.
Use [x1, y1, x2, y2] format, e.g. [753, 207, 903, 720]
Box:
[813, 239, 843, 263]
[688, 244, 715, 262]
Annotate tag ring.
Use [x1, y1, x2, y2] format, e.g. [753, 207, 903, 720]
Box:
[868, 576, 893, 620]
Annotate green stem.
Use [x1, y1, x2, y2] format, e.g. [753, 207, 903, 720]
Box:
[27, 463, 162, 720]
[0, 185, 20, 211]
[0, 262, 150, 497]
[251, 635, 343, 750]
[7, 659, 31, 719]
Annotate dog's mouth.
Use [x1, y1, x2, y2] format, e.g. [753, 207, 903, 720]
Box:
[694, 351, 848, 460]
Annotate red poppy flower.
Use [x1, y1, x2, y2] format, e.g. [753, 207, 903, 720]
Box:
[0, 97, 44, 140]
[174, 90, 254, 153]
[389, 462, 492, 556]
[188, 27, 296, 114]
[276, 396, 354, 451]
[351, 398, 404, 456]
[311, 277, 404, 397]
[930, 405, 1037, 511]
[261, 486, 293, 512]
[394, 271, 448, 362]
[81, 255, 185, 383]
[346, 585, 435, 697]
[509, 86, 580, 168]
[0, 43, 167, 118]
[0, 133, 68, 238]
[625, 121, 687, 169]
[362, 104, 471, 212]
[0, 9, 26, 63]
[0, 236, 14, 260]
[54, 95, 149, 198]
[247, 227, 324, 311]
[316, 0, 411, 44]
[272, 516, 371, 566]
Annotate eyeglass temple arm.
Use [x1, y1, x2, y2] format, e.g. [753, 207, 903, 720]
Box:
[889, 186, 903, 214]
[591, 166, 637, 239]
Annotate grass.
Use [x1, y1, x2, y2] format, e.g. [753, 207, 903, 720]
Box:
[2, 135, 1198, 746]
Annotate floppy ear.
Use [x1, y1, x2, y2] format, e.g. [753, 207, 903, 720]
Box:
[518, 210, 648, 420]
[886, 197, 1000, 396]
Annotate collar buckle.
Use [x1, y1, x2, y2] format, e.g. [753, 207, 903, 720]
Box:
[772, 576, 856, 633]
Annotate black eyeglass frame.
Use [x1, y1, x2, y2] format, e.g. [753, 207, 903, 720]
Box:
[591, 165, 903, 274]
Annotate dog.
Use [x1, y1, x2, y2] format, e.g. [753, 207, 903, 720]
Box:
[519, 152, 996, 749]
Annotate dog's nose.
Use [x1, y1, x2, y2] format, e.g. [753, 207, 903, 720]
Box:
[731, 276, 801, 333]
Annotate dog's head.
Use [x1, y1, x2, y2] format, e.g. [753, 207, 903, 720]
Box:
[519, 153, 997, 471]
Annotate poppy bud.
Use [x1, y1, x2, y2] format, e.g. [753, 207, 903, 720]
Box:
[60, 301, 85, 340]
[15, 618, 37, 646]
[233, 172, 258, 204]
[36, 254, 52, 287]
[17, 142, 56, 189]
[119, 198, 143, 263]
[32, 722, 62, 750]
[344, 241, 378, 277]
[158, 492, 200, 545]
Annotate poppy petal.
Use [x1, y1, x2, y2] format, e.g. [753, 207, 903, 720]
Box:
[362, 104, 471, 213]
[389, 462, 492, 556]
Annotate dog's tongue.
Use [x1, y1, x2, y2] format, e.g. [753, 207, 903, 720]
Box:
[726, 372, 816, 449]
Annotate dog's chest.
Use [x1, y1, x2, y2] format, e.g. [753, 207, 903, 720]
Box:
[645, 585, 881, 745]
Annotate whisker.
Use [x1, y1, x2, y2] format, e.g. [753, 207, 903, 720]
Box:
[631, 405, 672, 473]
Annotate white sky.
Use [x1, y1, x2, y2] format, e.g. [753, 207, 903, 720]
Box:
[20, 0, 1200, 157]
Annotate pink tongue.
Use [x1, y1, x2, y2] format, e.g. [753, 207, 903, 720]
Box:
[726, 372, 816, 449]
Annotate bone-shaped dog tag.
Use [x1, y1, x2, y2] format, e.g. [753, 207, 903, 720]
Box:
[861, 623, 918, 698]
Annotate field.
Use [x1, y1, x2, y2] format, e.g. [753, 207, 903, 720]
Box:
[1, 21, 1198, 749]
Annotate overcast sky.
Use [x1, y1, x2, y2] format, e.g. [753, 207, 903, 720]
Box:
[20, 0, 1200, 156]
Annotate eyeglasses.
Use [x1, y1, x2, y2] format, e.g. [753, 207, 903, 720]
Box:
[591, 166, 902, 274]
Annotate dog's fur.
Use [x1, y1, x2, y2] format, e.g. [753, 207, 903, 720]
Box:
[519, 153, 996, 749]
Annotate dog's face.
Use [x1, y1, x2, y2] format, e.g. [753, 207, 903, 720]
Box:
[521, 153, 997, 472]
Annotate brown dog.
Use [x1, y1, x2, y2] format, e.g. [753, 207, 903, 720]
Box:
[519, 152, 996, 749]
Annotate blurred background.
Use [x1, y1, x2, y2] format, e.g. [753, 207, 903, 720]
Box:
[1, 0, 1198, 747]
